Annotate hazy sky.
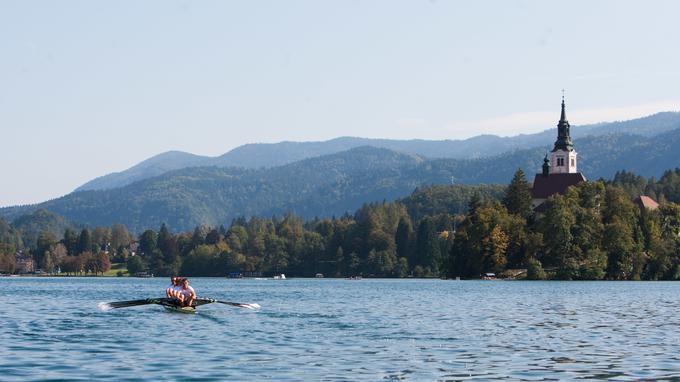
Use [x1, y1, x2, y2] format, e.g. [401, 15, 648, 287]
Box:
[2, 0, 680, 207]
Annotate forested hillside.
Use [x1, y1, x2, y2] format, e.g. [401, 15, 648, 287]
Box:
[3, 169, 680, 281]
[4, 128, 680, 232]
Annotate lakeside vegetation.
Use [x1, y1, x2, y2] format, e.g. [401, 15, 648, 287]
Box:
[1, 168, 680, 280]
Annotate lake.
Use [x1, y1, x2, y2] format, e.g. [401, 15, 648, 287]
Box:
[2, 278, 680, 381]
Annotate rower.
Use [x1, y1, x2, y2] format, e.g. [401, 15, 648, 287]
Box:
[166, 276, 179, 299]
[178, 278, 196, 307]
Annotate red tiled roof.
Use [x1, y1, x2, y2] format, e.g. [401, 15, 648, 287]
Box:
[635, 195, 659, 210]
[531, 173, 586, 199]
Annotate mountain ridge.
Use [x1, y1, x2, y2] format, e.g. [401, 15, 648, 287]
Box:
[5, 127, 680, 232]
[75, 111, 680, 192]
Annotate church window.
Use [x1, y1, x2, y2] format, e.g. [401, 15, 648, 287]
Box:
[571, 158, 575, 167]
[557, 158, 564, 166]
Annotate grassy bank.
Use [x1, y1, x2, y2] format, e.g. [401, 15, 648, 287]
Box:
[101, 263, 128, 277]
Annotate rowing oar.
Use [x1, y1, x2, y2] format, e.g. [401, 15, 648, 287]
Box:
[101, 298, 163, 309]
[196, 298, 261, 310]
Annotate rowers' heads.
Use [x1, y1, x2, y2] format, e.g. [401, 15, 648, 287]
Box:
[182, 278, 189, 286]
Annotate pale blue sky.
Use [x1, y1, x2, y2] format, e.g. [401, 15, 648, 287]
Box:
[2, 0, 680, 206]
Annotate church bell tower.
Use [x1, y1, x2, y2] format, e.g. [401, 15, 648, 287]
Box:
[550, 96, 577, 174]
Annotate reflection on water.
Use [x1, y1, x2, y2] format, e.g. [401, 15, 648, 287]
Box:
[2, 278, 680, 381]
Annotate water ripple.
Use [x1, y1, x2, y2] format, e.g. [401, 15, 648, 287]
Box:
[3, 278, 680, 380]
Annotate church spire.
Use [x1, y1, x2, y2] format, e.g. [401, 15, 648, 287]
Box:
[552, 93, 573, 152]
[542, 153, 550, 176]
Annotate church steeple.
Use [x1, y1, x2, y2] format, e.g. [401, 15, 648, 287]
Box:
[549, 93, 578, 174]
[552, 95, 573, 152]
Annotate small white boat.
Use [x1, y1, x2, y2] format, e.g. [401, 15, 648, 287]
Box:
[273, 274, 286, 280]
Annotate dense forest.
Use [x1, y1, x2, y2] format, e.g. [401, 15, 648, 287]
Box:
[2, 168, 680, 280]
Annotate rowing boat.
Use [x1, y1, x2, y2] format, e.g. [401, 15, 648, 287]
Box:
[101, 297, 261, 312]
[163, 304, 197, 314]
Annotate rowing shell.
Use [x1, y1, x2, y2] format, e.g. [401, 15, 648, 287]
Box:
[159, 298, 201, 314]
[102, 297, 260, 312]
[163, 305, 197, 314]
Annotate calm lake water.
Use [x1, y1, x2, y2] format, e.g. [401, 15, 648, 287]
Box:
[2, 278, 680, 381]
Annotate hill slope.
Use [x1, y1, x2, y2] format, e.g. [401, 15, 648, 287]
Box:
[76, 112, 680, 192]
[5, 128, 680, 232]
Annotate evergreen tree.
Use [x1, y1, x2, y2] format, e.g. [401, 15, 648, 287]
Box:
[503, 168, 533, 219]
[127, 255, 147, 275]
[138, 229, 158, 255]
[62, 228, 79, 256]
[539, 195, 575, 269]
[416, 217, 441, 275]
[158, 223, 180, 275]
[77, 228, 93, 255]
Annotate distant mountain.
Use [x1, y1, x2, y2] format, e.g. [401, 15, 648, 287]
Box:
[10, 147, 427, 232]
[76, 151, 211, 192]
[76, 112, 680, 192]
[5, 127, 680, 232]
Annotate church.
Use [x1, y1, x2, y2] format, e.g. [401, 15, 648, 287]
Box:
[531, 98, 587, 210]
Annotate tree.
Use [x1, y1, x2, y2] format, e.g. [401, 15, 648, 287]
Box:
[62, 228, 79, 256]
[77, 229, 94, 255]
[157, 223, 180, 274]
[604, 217, 636, 279]
[366, 249, 397, 277]
[92, 227, 111, 251]
[416, 217, 440, 274]
[94, 252, 111, 275]
[182, 244, 219, 276]
[395, 217, 414, 262]
[396, 256, 409, 278]
[110, 224, 131, 251]
[127, 255, 147, 275]
[485, 225, 509, 273]
[660, 203, 680, 238]
[205, 229, 221, 245]
[602, 186, 641, 279]
[191, 225, 210, 247]
[0, 245, 16, 274]
[0, 218, 22, 250]
[526, 258, 546, 280]
[35, 231, 57, 269]
[540, 195, 575, 269]
[138, 230, 157, 255]
[503, 168, 533, 219]
[263, 234, 288, 274]
[51, 243, 67, 271]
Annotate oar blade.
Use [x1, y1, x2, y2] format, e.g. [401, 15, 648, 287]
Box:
[216, 300, 261, 310]
[104, 299, 157, 309]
